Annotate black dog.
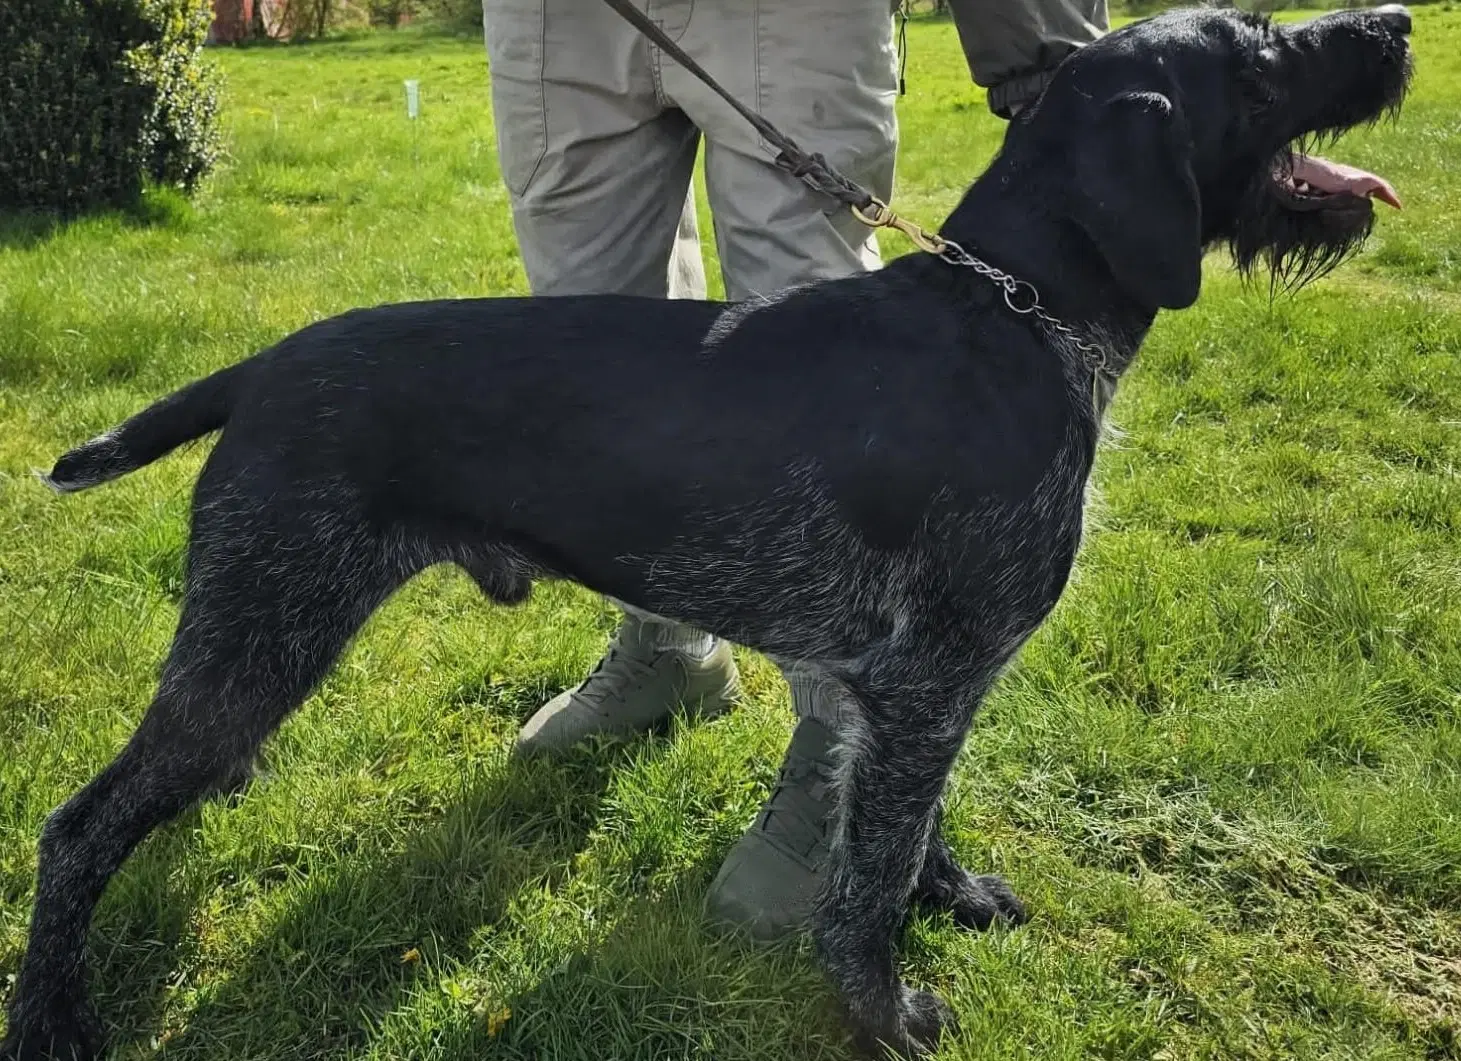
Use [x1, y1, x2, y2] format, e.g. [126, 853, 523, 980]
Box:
[2, 6, 1412, 1059]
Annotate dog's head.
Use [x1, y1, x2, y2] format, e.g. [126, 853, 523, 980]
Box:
[1020, 5, 1413, 309]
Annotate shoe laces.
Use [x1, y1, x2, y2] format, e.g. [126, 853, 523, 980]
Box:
[757, 753, 838, 857]
[571, 648, 662, 707]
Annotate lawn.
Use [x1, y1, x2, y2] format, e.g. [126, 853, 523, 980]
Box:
[2, 8, 1460, 1060]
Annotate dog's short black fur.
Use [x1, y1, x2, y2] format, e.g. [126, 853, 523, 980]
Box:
[2, 7, 1412, 1059]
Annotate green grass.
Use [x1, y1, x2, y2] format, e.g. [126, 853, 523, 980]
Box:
[3, 9, 1461, 1060]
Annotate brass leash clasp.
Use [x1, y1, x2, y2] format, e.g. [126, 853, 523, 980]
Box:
[852, 198, 947, 256]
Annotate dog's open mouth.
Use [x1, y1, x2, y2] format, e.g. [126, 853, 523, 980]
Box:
[1234, 148, 1401, 292]
[1272, 153, 1402, 213]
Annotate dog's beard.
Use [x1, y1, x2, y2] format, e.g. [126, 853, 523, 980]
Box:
[1226, 31, 1411, 297]
[1228, 143, 1378, 296]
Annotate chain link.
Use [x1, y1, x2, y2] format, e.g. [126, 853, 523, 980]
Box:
[935, 237, 1110, 372]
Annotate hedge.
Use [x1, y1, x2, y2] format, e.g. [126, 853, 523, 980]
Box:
[0, 0, 222, 213]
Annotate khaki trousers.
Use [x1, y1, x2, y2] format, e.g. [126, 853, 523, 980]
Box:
[482, 0, 900, 302]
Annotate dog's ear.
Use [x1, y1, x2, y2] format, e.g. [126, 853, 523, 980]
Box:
[1067, 90, 1202, 310]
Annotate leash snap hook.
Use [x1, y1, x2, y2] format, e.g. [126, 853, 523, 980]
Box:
[1003, 279, 1040, 315]
[853, 199, 948, 255]
[900, 221, 948, 256]
[852, 199, 892, 228]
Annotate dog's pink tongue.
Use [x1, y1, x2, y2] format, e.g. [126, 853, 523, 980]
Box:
[1292, 154, 1403, 209]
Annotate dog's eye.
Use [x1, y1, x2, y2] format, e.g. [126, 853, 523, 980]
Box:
[1235, 65, 1277, 117]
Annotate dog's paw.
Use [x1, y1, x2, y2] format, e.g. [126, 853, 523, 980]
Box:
[898, 987, 957, 1055]
[1, 999, 105, 1061]
[920, 869, 1027, 932]
[854, 986, 957, 1059]
[947, 873, 1027, 932]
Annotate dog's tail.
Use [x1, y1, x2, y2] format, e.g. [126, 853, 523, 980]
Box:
[40, 361, 250, 494]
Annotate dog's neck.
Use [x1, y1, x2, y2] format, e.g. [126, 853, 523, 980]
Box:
[938, 151, 1154, 376]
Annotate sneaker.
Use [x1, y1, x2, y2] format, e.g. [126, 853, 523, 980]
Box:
[516, 614, 740, 754]
[704, 716, 839, 941]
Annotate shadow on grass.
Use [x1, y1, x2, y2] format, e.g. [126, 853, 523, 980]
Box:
[0, 211, 66, 252]
[0, 191, 195, 253]
[457, 890, 846, 1061]
[111, 741, 624, 1058]
[87, 721, 839, 1061]
[77, 718, 849, 1061]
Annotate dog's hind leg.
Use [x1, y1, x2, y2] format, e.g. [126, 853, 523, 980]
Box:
[913, 812, 1027, 931]
[814, 637, 1014, 1060]
[1, 503, 408, 1061]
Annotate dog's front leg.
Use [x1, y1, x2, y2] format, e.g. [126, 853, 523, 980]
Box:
[813, 652, 988, 1059]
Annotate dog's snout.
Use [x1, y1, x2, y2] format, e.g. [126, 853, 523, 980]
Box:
[1374, 4, 1412, 35]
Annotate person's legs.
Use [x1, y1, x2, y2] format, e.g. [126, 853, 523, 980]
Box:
[660, 0, 900, 938]
[666, 0, 897, 301]
[945, 0, 1109, 117]
[484, 0, 706, 297]
[483, 0, 742, 752]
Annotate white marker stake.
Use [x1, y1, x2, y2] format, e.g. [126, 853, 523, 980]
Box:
[404, 79, 421, 167]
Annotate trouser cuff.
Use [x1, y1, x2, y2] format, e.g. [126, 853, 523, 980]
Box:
[987, 67, 1057, 119]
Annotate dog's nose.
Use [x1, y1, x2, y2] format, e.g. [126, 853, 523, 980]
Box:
[1373, 3, 1412, 34]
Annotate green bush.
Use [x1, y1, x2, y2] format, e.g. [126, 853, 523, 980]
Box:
[0, 0, 222, 213]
